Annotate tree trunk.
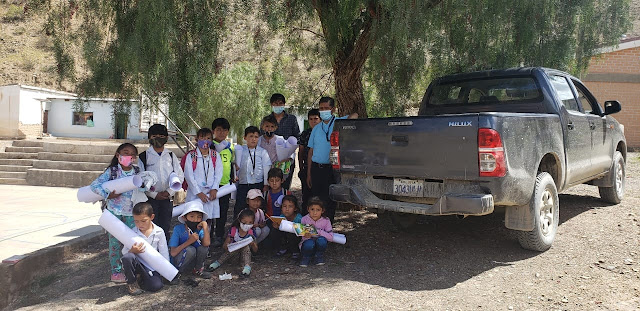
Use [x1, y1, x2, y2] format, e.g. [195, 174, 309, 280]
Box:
[334, 59, 367, 118]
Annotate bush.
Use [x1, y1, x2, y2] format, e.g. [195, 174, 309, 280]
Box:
[3, 4, 24, 22]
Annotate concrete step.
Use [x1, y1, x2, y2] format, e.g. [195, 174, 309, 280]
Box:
[0, 171, 27, 179]
[27, 168, 103, 188]
[32, 160, 107, 172]
[38, 152, 113, 163]
[42, 141, 186, 157]
[0, 152, 39, 159]
[0, 159, 34, 166]
[0, 178, 28, 185]
[0, 165, 30, 172]
[11, 140, 44, 148]
[4, 146, 44, 153]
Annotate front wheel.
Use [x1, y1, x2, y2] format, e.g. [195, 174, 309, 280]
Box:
[598, 151, 625, 204]
[517, 172, 559, 252]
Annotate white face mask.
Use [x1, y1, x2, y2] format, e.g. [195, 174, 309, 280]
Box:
[240, 223, 253, 232]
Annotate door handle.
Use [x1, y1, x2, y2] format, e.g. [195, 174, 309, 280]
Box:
[567, 122, 574, 130]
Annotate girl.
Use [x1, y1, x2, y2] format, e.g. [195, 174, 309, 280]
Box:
[299, 197, 334, 267]
[246, 189, 269, 243]
[208, 209, 258, 277]
[90, 143, 145, 282]
[275, 195, 302, 258]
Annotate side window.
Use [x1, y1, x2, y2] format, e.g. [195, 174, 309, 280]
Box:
[549, 75, 580, 112]
[571, 80, 600, 115]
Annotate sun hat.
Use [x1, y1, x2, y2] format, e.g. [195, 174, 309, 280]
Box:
[178, 200, 208, 223]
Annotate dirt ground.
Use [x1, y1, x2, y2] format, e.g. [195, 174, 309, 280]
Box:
[6, 153, 640, 311]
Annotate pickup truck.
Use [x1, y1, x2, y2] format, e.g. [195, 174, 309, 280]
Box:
[329, 67, 627, 251]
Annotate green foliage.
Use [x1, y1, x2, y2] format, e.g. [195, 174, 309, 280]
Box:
[3, 4, 24, 21]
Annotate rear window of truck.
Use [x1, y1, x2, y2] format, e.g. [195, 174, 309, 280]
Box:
[428, 77, 543, 106]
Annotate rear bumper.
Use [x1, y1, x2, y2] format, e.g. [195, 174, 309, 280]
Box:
[329, 184, 494, 216]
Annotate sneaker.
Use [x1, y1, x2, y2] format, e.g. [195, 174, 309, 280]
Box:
[291, 252, 300, 260]
[182, 277, 199, 287]
[111, 273, 126, 283]
[168, 273, 181, 286]
[315, 255, 325, 266]
[127, 283, 144, 295]
[194, 268, 212, 279]
[299, 257, 311, 267]
[207, 261, 221, 272]
[241, 265, 251, 277]
[275, 249, 287, 256]
[212, 237, 224, 248]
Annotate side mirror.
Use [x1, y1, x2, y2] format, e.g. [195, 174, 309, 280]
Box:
[604, 100, 621, 115]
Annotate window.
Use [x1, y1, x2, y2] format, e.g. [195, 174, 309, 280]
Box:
[571, 80, 600, 115]
[548, 76, 580, 112]
[429, 77, 542, 106]
[73, 112, 93, 125]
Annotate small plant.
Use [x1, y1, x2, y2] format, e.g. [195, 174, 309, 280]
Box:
[3, 4, 24, 22]
[13, 26, 26, 35]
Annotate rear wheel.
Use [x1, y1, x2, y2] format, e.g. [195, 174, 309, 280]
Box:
[598, 151, 625, 204]
[517, 172, 559, 252]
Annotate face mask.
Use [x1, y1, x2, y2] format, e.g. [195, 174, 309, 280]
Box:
[198, 139, 212, 149]
[185, 220, 200, 233]
[149, 137, 168, 148]
[272, 106, 285, 114]
[265, 131, 274, 138]
[118, 155, 134, 167]
[240, 223, 253, 232]
[320, 110, 333, 121]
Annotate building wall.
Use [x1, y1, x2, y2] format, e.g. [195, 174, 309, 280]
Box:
[0, 85, 21, 138]
[584, 45, 640, 148]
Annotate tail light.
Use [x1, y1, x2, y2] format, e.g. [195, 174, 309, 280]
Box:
[478, 128, 507, 177]
[330, 131, 340, 169]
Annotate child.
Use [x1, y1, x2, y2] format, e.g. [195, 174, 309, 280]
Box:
[138, 123, 184, 238]
[211, 118, 235, 247]
[90, 143, 145, 283]
[297, 109, 321, 214]
[168, 203, 212, 283]
[274, 195, 302, 258]
[264, 167, 292, 217]
[259, 115, 295, 187]
[299, 197, 334, 267]
[208, 209, 258, 277]
[184, 128, 223, 233]
[121, 202, 169, 295]
[234, 126, 271, 217]
[246, 189, 269, 243]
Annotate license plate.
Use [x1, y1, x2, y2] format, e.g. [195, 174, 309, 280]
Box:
[393, 178, 424, 197]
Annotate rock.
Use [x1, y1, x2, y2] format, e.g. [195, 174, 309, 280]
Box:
[508, 306, 513, 310]
[606, 265, 616, 270]
[535, 273, 540, 278]
[598, 259, 605, 263]
[561, 297, 569, 303]
[624, 259, 633, 265]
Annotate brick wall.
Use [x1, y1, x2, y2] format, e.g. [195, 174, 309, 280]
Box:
[18, 123, 43, 138]
[584, 45, 640, 148]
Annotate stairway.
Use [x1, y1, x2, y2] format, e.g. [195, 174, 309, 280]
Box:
[0, 140, 44, 185]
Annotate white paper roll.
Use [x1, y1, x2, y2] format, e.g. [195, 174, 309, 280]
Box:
[172, 200, 203, 218]
[278, 220, 296, 234]
[234, 146, 243, 164]
[168, 172, 182, 192]
[276, 141, 297, 161]
[332, 233, 347, 245]
[98, 210, 178, 281]
[227, 236, 253, 253]
[77, 175, 144, 203]
[216, 184, 237, 198]
[214, 140, 230, 152]
[287, 136, 298, 146]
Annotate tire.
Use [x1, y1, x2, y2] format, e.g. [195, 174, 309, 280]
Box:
[517, 172, 559, 252]
[598, 151, 625, 204]
[377, 211, 418, 231]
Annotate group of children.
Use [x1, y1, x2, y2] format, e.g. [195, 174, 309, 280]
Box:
[91, 108, 334, 295]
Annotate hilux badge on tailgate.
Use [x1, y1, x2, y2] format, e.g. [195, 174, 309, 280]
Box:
[342, 125, 356, 130]
[448, 121, 472, 127]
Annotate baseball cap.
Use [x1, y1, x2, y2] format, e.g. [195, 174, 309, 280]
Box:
[247, 189, 264, 200]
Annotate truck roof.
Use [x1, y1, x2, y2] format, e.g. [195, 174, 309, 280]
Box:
[434, 67, 577, 84]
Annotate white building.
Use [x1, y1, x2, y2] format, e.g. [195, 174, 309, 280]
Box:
[0, 84, 167, 140]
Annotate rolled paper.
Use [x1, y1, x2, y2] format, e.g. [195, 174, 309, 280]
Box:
[276, 140, 297, 161]
[98, 210, 178, 281]
[287, 136, 298, 146]
[168, 172, 182, 192]
[214, 140, 230, 152]
[278, 220, 296, 234]
[216, 184, 237, 198]
[233, 146, 243, 165]
[227, 236, 254, 253]
[332, 233, 347, 245]
[139, 171, 158, 191]
[77, 175, 144, 203]
[172, 199, 204, 218]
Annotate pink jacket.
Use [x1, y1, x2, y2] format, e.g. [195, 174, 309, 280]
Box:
[299, 215, 333, 247]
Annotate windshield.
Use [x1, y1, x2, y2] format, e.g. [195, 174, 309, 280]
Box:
[428, 77, 542, 106]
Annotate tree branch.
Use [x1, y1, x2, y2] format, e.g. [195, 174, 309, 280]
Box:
[292, 27, 325, 39]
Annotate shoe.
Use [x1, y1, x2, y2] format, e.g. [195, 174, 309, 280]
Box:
[299, 257, 311, 267]
[212, 237, 224, 248]
[111, 273, 126, 283]
[182, 277, 199, 287]
[168, 273, 181, 285]
[315, 255, 325, 266]
[207, 261, 221, 272]
[127, 283, 144, 295]
[275, 249, 287, 256]
[241, 265, 251, 277]
[194, 268, 212, 279]
[291, 252, 300, 260]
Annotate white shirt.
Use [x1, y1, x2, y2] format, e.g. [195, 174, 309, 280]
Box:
[138, 146, 184, 198]
[184, 148, 223, 219]
[121, 222, 170, 271]
[236, 145, 271, 185]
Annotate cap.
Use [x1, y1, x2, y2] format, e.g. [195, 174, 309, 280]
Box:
[247, 189, 264, 200]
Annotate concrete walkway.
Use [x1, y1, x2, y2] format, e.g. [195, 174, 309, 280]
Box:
[0, 185, 102, 262]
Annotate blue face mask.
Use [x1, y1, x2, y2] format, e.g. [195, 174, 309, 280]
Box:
[320, 110, 333, 121]
[272, 106, 285, 114]
[198, 139, 212, 149]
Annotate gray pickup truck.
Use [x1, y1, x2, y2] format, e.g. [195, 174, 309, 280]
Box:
[329, 67, 627, 251]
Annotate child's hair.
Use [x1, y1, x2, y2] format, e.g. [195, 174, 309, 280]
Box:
[308, 108, 320, 118]
[270, 93, 286, 104]
[133, 202, 154, 216]
[307, 197, 325, 212]
[232, 208, 256, 228]
[282, 195, 299, 211]
[211, 118, 230, 130]
[261, 115, 278, 128]
[108, 143, 138, 168]
[267, 167, 284, 180]
[148, 124, 168, 138]
[196, 128, 212, 138]
[244, 126, 260, 136]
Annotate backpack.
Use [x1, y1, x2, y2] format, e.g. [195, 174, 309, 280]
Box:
[100, 165, 141, 211]
[180, 149, 217, 191]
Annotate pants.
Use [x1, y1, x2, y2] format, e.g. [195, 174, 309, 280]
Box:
[172, 245, 208, 274]
[311, 162, 336, 222]
[107, 211, 135, 274]
[298, 168, 311, 215]
[214, 192, 231, 239]
[121, 253, 164, 292]
[283, 161, 295, 190]
[301, 237, 328, 259]
[254, 226, 271, 244]
[147, 197, 172, 240]
[217, 245, 252, 267]
[272, 229, 301, 253]
[234, 182, 263, 218]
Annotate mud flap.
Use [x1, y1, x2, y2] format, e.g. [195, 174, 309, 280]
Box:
[505, 204, 534, 231]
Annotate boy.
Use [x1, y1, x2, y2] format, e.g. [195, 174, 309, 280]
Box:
[121, 202, 168, 295]
[259, 115, 295, 187]
[138, 123, 184, 237]
[268, 93, 300, 190]
[264, 167, 292, 217]
[168, 202, 212, 283]
[210, 118, 235, 247]
[184, 128, 222, 229]
[234, 126, 271, 217]
[297, 109, 321, 213]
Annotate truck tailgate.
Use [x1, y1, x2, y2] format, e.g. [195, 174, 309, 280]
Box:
[337, 115, 480, 180]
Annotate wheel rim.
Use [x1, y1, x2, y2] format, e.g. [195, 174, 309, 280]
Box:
[539, 188, 554, 236]
[615, 159, 624, 197]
